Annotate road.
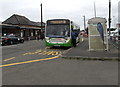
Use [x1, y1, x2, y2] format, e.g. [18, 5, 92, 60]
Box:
[2, 40, 63, 66]
[1, 40, 118, 85]
[110, 39, 119, 49]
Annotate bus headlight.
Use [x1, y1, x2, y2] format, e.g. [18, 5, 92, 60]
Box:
[45, 37, 50, 42]
[65, 37, 70, 43]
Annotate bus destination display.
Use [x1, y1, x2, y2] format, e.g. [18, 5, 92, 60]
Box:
[47, 20, 69, 25]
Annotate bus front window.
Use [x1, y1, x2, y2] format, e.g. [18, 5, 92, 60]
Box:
[46, 25, 70, 37]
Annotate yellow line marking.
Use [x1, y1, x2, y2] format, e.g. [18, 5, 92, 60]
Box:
[47, 51, 54, 55]
[38, 51, 46, 55]
[22, 52, 32, 56]
[42, 51, 50, 55]
[0, 55, 60, 68]
[60, 51, 62, 54]
[22, 49, 62, 56]
[22, 50, 42, 56]
[42, 51, 51, 55]
[36, 49, 43, 52]
[3, 57, 16, 62]
[45, 47, 50, 49]
[52, 51, 59, 55]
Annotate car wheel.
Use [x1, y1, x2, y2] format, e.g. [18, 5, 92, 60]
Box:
[20, 40, 24, 43]
[1, 44, 5, 46]
[10, 41, 13, 45]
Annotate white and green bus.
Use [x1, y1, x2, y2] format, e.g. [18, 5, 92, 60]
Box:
[45, 19, 80, 47]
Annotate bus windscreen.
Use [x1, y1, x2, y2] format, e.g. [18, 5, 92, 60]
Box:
[46, 25, 70, 37]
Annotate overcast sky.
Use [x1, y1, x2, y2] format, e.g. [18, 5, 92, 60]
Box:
[0, 0, 119, 29]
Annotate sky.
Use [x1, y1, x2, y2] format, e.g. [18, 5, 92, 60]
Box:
[0, 0, 119, 29]
[118, 1, 120, 23]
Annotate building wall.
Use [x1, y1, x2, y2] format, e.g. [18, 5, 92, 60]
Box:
[21, 29, 41, 40]
[2, 28, 21, 36]
[2, 27, 42, 40]
[117, 24, 120, 28]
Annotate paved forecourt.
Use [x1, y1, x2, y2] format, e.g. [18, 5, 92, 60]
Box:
[62, 38, 119, 61]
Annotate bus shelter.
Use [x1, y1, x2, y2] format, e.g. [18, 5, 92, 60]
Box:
[88, 17, 108, 51]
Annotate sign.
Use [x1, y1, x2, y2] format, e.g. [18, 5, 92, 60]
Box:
[50, 21, 66, 24]
[47, 20, 70, 25]
[97, 22, 104, 42]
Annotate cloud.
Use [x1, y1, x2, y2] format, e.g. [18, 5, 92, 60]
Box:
[0, 0, 119, 29]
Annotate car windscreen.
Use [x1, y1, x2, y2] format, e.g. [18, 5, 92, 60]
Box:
[6, 35, 19, 37]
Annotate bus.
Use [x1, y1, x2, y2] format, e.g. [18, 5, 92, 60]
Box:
[45, 19, 80, 47]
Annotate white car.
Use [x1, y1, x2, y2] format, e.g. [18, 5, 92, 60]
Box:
[113, 28, 120, 41]
[107, 30, 116, 40]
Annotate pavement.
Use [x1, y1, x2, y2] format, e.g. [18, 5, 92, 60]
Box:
[61, 38, 119, 60]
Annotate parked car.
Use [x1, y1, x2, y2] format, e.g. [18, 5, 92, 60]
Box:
[113, 28, 120, 41]
[107, 29, 117, 40]
[110, 30, 116, 40]
[1, 34, 24, 46]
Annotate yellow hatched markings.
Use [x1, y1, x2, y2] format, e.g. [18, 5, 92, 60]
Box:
[2, 49, 62, 63]
[42, 51, 53, 55]
[3, 57, 16, 62]
[22, 50, 42, 56]
[38, 51, 60, 55]
[46, 51, 54, 55]
[38, 51, 47, 55]
[51, 51, 59, 55]
[0, 49, 62, 67]
[22, 49, 61, 56]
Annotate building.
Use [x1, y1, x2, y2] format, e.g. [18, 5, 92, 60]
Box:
[1, 14, 45, 40]
[116, 24, 120, 28]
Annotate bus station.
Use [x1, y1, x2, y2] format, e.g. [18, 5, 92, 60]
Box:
[0, 0, 119, 86]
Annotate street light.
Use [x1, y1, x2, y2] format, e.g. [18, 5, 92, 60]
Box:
[83, 16, 86, 30]
[94, 0, 96, 17]
[108, 0, 111, 36]
[40, 3, 44, 39]
[40, 3, 43, 30]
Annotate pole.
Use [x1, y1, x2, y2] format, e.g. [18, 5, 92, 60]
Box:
[40, 3, 43, 30]
[83, 16, 86, 30]
[40, 3, 43, 39]
[108, 0, 111, 36]
[94, 0, 96, 17]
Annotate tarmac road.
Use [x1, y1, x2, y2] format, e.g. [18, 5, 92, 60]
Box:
[1, 40, 118, 85]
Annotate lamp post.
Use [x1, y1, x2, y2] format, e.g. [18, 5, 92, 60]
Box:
[83, 16, 86, 30]
[94, 0, 96, 17]
[108, 0, 111, 36]
[40, 3, 44, 40]
[40, 3, 43, 31]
